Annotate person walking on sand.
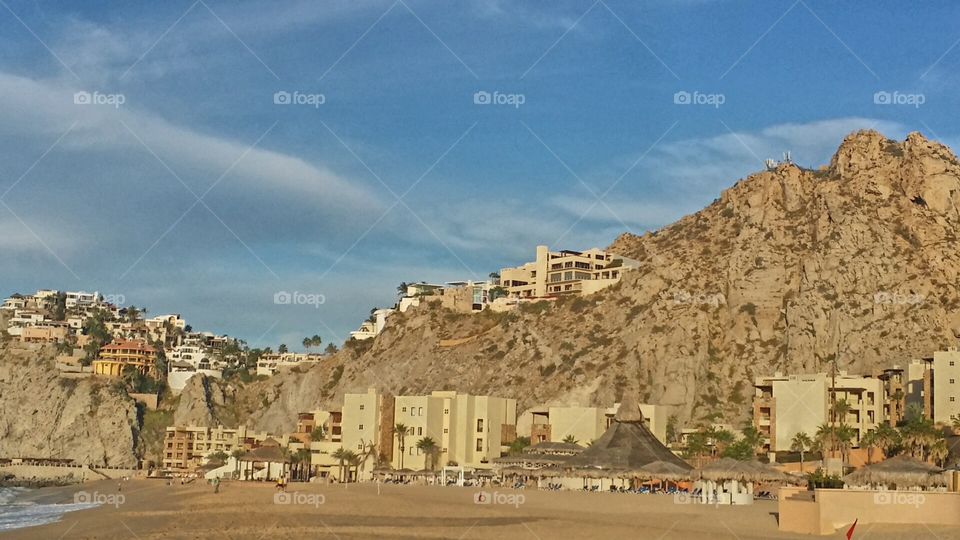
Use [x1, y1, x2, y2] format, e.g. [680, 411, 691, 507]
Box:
[213, 477, 220, 494]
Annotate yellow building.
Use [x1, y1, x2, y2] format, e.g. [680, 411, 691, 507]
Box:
[162, 425, 280, 471]
[93, 339, 158, 378]
[753, 371, 887, 453]
[933, 349, 960, 425]
[392, 391, 517, 470]
[522, 403, 667, 446]
[499, 245, 639, 298]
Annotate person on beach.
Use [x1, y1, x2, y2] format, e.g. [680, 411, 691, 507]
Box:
[213, 477, 220, 494]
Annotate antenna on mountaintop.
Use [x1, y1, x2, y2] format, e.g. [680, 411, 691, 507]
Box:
[782, 151, 793, 164]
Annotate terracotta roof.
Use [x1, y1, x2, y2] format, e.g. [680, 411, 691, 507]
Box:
[100, 340, 156, 353]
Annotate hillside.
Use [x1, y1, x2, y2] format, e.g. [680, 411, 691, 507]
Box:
[4, 130, 960, 450]
[242, 130, 960, 431]
[0, 343, 141, 466]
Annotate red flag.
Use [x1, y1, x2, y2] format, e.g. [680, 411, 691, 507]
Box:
[845, 519, 858, 540]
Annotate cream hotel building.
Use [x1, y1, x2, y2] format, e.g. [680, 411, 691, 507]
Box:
[500, 245, 639, 297]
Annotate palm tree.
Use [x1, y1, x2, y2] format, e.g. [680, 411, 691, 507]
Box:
[860, 429, 878, 465]
[230, 448, 244, 479]
[343, 450, 359, 482]
[416, 437, 439, 471]
[929, 439, 949, 467]
[295, 448, 312, 481]
[831, 399, 852, 425]
[332, 447, 349, 482]
[873, 423, 901, 458]
[790, 432, 812, 473]
[708, 428, 735, 457]
[835, 424, 856, 464]
[685, 431, 709, 468]
[394, 423, 409, 468]
[951, 414, 960, 435]
[561, 435, 579, 444]
[814, 423, 835, 457]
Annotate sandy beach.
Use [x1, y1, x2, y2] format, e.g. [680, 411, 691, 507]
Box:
[0, 479, 956, 539]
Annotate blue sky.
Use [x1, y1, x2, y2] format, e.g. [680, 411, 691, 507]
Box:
[1, 0, 957, 349]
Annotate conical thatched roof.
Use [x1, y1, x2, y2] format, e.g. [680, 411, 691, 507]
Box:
[843, 455, 948, 488]
[632, 460, 694, 481]
[563, 398, 692, 472]
[697, 458, 793, 482]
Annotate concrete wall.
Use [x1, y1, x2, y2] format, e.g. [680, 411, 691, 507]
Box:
[779, 487, 960, 535]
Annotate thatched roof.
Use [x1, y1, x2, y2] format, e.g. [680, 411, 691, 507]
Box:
[843, 455, 948, 488]
[563, 398, 692, 473]
[527, 441, 586, 455]
[239, 446, 289, 463]
[697, 458, 792, 482]
[493, 454, 569, 466]
[630, 460, 694, 481]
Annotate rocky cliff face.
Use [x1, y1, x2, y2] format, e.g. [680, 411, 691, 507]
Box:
[0, 344, 140, 466]
[244, 130, 960, 429]
[7, 130, 959, 448]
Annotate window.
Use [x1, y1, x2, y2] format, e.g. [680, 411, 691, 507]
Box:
[444, 409, 449, 414]
[443, 428, 448, 434]
[476, 419, 484, 433]
[357, 443, 363, 450]
[417, 427, 423, 435]
[358, 424, 364, 430]
[401, 407, 407, 413]
[952, 379, 956, 384]
[951, 397, 956, 402]
[359, 404, 365, 410]
[476, 438, 483, 451]
[410, 409, 415, 417]
[418, 407, 424, 416]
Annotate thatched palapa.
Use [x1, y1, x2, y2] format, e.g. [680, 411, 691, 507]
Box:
[697, 458, 792, 482]
[843, 455, 948, 488]
[563, 395, 693, 475]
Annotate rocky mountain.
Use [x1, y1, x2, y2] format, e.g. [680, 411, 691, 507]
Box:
[0, 343, 140, 466]
[5, 130, 960, 453]
[240, 130, 960, 431]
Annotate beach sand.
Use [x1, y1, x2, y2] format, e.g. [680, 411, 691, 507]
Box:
[2, 479, 957, 539]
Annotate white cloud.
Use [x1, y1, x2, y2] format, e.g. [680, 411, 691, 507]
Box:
[0, 71, 383, 216]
